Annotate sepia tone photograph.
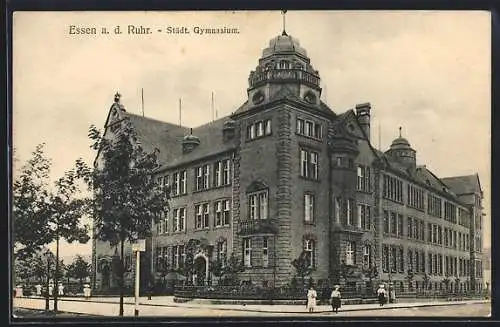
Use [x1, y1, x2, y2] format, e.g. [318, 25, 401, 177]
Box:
[11, 10, 491, 319]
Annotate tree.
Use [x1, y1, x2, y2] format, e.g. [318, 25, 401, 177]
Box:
[222, 253, 244, 286]
[67, 255, 91, 287]
[13, 144, 53, 260]
[82, 120, 170, 316]
[291, 251, 313, 286]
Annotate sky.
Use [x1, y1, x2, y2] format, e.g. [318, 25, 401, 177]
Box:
[12, 10, 491, 261]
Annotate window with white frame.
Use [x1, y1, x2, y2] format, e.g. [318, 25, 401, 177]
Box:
[304, 193, 315, 223]
[217, 239, 227, 267]
[203, 165, 210, 189]
[259, 191, 268, 219]
[243, 238, 252, 267]
[359, 204, 371, 230]
[363, 244, 371, 268]
[357, 166, 371, 192]
[299, 149, 319, 179]
[195, 203, 209, 229]
[263, 237, 269, 268]
[265, 120, 272, 135]
[248, 190, 268, 220]
[383, 174, 403, 203]
[335, 197, 341, 223]
[172, 172, 179, 196]
[310, 152, 318, 179]
[214, 161, 222, 187]
[195, 167, 203, 191]
[223, 199, 231, 226]
[179, 170, 187, 194]
[172, 207, 186, 232]
[222, 159, 231, 185]
[304, 239, 315, 268]
[296, 119, 305, 135]
[256, 121, 264, 137]
[247, 124, 256, 140]
[157, 210, 168, 234]
[346, 241, 355, 266]
[305, 121, 314, 137]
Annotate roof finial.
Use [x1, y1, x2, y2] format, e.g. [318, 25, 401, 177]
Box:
[190, 128, 193, 135]
[281, 10, 288, 36]
[114, 92, 121, 103]
[399, 126, 402, 138]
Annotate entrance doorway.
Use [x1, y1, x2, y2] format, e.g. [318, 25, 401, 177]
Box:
[193, 256, 207, 286]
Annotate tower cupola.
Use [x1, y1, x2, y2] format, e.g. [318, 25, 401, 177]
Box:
[385, 127, 417, 169]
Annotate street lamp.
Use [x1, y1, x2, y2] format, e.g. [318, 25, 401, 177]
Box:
[43, 249, 51, 312]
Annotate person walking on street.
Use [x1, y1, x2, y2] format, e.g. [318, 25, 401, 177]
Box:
[83, 284, 91, 299]
[306, 285, 318, 313]
[58, 283, 64, 296]
[388, 283, 396, 304]
[377, 284, 387, 306]
[330, 285, 342, 314]
[35, 284, 42, 297]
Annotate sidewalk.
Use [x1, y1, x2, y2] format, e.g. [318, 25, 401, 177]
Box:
[16, 296, 489, 315]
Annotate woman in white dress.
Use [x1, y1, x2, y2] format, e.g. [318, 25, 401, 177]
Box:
[306, 286, 317, 313]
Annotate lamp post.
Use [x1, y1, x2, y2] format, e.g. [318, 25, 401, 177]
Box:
[44, 250, 51, 312]
[133, 239, 146, 317]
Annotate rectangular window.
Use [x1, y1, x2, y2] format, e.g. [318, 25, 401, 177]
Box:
[222, 159, 231, 185]
[243, 238, 252, 267]
[304, 193, 314, 223]
[310, 152, 318, 179]
[300, 150, 308, 178]
[407, 184, 425, 210]
[359, 204, 371, 230]
[173, 208, 185, 232]
[363, 245, 372, 268]
[203, 203, 209, 228]
[217, 240, 227, 267]
[263, 237, 269, 268]
[265, 119, 272, 135]
[397, 214, 403, 237]
[444, 202, 457, 223]
[346, 241, 355, 266]
[195, 204, 209, 229]
[408, 217, 413, 238]
[391, 246, 397, 272]
[335, 197, 341, 223]
[383, 245, 389, 272]
[428, 253, 433, 274]
[214, 161, 222, 187]
[390, 212, 397, 235]
[305, 239, 316, 268]
[408, 249, 414, 272]
[223, 200, 231, 226]
[256, 121, 264, 137]
[314, 123, 322, 139]
[247, 124, 255, 140]
[215, 201, 222, 227]
[180, 170, 187, 194]
[399, 246, 404, 272]
[384, 210, 390, 234]
[305, 121, 314, 137]
[195, 167, 203, 191]
[172, 172, 179, 196]
[383, 175, 403, 202]
[296, 118, 305, 134]
[357, 166, 371, 192]
[347, 199, 354, 226]
[203, 165, 210, 189]
[428, 194, 442, 218]
[248, 190, 268, 220]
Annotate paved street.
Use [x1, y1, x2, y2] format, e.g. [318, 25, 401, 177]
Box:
[13, 296, 490, 318]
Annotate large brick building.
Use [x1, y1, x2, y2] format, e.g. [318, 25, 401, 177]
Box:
[92, 30, 485, 293]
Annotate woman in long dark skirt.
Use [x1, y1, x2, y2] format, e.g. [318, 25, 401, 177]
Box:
[376, 284, 387, 306]
[330, 285, 342, 313]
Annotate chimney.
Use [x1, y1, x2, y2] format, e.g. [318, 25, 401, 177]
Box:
[355, 102, 371, 141]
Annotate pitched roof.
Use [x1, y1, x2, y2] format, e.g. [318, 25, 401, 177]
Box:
[123, 112, 189, 164]
[441, 174, 482, 195]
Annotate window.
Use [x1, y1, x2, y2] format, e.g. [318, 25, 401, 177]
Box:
[265, 120, 272, 135]
[223, 199, 230, 226]
[346, 241, 355, 266]
[398, 246, 404, 272]
[195, 203, 209, 229]
[359, 204, 371, 230]
[383, 175, 403, 202]
[407, 217, 413, 238]
[215, 199, 231, 227]
[248, 190, 268, 220]
[428, 194, 442, 218]
[391, 246, 397, 272]
[335, 197, 341, 223]
[363, 245, 372, 268]
[408, 249, 414, 272]
[157, 211, 168, 234]
[397, 214, 403, 237]
[203, 165, 210, 189]
[296, 118, 323, 139]
[217, 239, 227, 267]
[215, 201, 222, 227]
[305, 239, 316, 268]
[222, 159, 231, 185]
[172, 172, 179, 196]
[357, 166, 371, 192]
[390, 212, 397, 235]
[347, 199, 354, 226]
[179, 170, 187, 194]
[243, 238, 252, 267]
[407, 184, 425, 210]
[304, 194, 315, 223]
[195, 167, 203, 191]
[384, 210, 390, 234]
[247, 124, 255, 140]
[444, 202, 457, 223]
[263, 237, 269, 268]
[256, 121, 264, 137]
[214, 161, 222, 187]
[300, 149, 319, 179]
[172, 208, 186, 232]
[428, 253, 433, 274]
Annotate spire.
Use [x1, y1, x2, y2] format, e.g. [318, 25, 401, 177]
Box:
[399, 126, 402, 138]
[281, 10, 288, 36]
[114, 92, 121, 103]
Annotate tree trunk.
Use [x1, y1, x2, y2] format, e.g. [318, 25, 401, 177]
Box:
[54, 235, 60, 312]
[119, 239, 125, 316]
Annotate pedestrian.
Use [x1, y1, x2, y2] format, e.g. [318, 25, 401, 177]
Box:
[48, 283, 54, 297]
[35, 284, 42, 297]
[58, 283, 64, 296]
[306, 285, 317, 313]
[330, 285, 342, 314]
[377, 284, 387, 306]
[388, 283, 396, 304]
[83, 284, 91, 299]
